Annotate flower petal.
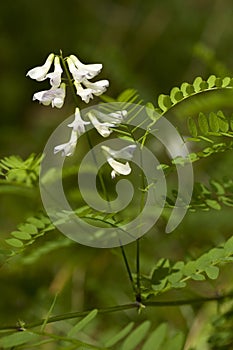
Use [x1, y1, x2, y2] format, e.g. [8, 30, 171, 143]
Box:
[68, 107, 90, 135]
[88, 112, 114, 137]
[101, 144, 136, 160]
[70, 55, 102, 79]
[54, 130, 78, 157]
[32, 83, 66, 108]
[107, 157, 132, 176]
[26, 53, 55, 81]
[74, 82, 93, 103]
[95, 110, 126, 124]
[46, 56, 63, 88]
[82, 79, 109, 96]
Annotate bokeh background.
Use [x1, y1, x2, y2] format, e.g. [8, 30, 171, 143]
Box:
[1, 0, 233, 156]
[1, 0, 233, 347]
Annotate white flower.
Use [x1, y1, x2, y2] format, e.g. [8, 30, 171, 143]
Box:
[33, 82, 66, 108]
[26, 53, 55, 81]
[46, 56, 63, 88]
[101, 144, 136, 178]
[95, 110, 127, 124]
[67, 107, 90, 136]
[108, 159, 132, 179]
[87, 112, 115, 137]
[82, 79, 109, 96]
[54, 130, 78, 157]
[69, 54, 102, 81]
[74, 81, 94, 103]
[101, 144, 136, 160]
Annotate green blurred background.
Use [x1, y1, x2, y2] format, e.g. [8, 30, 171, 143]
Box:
[1, 0, 233, 345]
[1, 0, 233, 156]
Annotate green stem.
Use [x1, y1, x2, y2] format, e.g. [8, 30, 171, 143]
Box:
[120, 245, 137, 297]
[136, 239, 141, 302]
[2, 292, 233, 332]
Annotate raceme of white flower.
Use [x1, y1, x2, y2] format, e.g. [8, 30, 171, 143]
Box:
[101, 144, 136, 178]
[54, 129, 78, 157]
[26, 53, 55, 81]
[27, 52, 109, 107]
[68, 55, 109, 103]
[32, 83, 66, 108]
[68, 107, 90, 136]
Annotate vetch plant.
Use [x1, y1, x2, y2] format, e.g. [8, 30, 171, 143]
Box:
[1, 50, 233, 350]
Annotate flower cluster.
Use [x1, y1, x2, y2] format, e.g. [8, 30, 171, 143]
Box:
[27, 52, 136, 177]
[26, 53, 109, 108]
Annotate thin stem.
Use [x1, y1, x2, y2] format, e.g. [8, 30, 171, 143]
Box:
[136, 239, 141, 302]
[60, 52, 79, 105]
[2, 292, 233, 332]
[120, 245, 137, 297]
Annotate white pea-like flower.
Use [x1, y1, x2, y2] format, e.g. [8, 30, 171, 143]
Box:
[67, 107, 90, 136]
[82, 79, 109, 96]
[101, 144, 136, 178]
[74, 81, 94, 103]
[26, 53, 55, 81]
[69, 54, 102, 80]
[46, 56, 63, 88]
[54, 130, 78, 157]
[87, 112, 115, 137]
[95, 110, 127, 124]
[32, 82, 66, 108]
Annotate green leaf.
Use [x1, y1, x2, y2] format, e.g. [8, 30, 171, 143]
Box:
[0, 331, 39, 348]
[142, 323, 167, 350]
[180, 82, 195, 96]
[105, 322, 134, 347]
[5, 238, 24, 248]
[27, 217, 45, 229]
[11, 231, 31, 240]
[193, 76, 203, 92]
[18, 223, 38, 235]
[158, 94, 172, 112]
[205, 199, 221, 210]
[191, 273, 206, 281]
[205, 266, 219, 279]
[209, 112, 219, 132]
[68, 309, 98, 337]
[198, 112, 209, 134]
[170, 87, 183, 103]
[210, 180, 225, 195]
[224, 235, 233, 254]
[187, 117, 198, 137]
[122, 321, 151, 350]
[182, 261, 197, 276]
[222, 76, 231, 87]
[207, 75, 216, 88]
[167, 271, 183, 284]
[117, 89, 138, 103]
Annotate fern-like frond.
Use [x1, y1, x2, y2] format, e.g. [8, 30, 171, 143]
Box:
[156, 75, 233, 114]
[2, 213, 54, 261]
[0, 153, 42, 188]
[187, 110, 233, 140]
[142, 234, 233, 299]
